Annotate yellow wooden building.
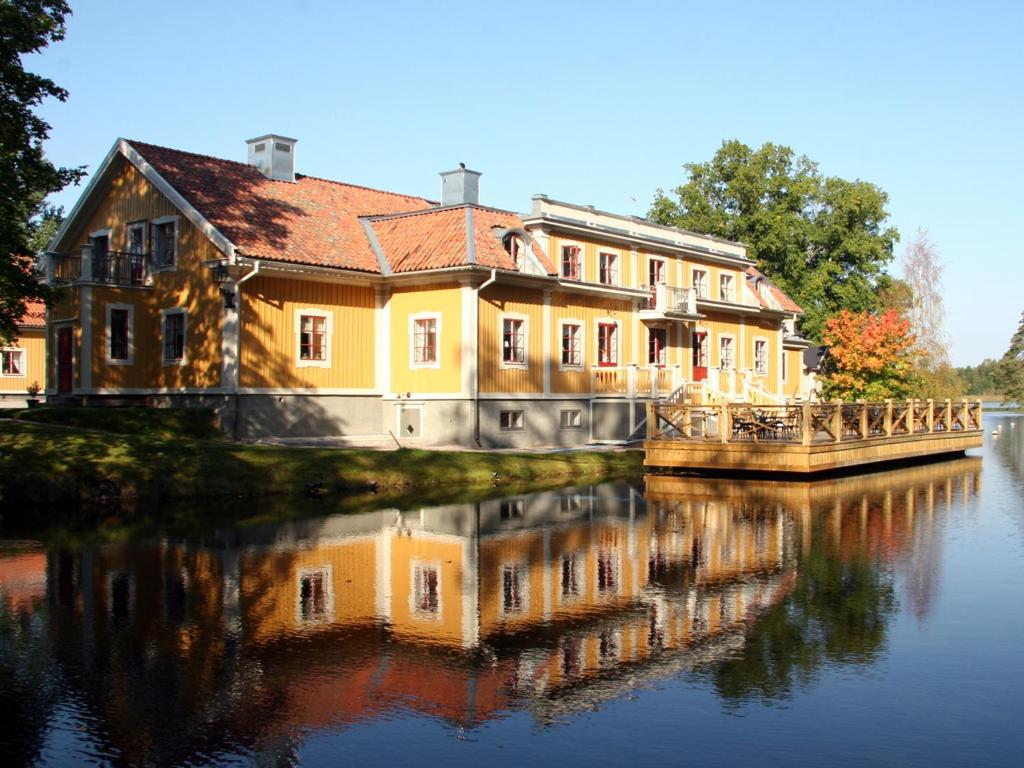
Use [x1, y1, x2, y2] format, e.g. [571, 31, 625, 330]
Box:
[1, 300, 46, 408]
[43, 135, 812, 446]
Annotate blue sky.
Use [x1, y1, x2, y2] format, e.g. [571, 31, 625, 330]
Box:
[30, 0, 1023, 365]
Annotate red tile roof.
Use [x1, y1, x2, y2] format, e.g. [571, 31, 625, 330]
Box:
[128, 140, 435, 273]
[366, 205, 555, 275]
[745, 266, 803, 314]
[20, 301, 45, 328]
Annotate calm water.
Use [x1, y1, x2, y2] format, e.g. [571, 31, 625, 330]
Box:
[2, 414, 1022, 767]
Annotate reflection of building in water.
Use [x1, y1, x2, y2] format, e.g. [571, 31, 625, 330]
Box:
[0, 458, 980, 763]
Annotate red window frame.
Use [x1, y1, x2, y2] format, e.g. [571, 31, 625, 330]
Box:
[647, 328, 667, 366]
[413, 317, 437, 364]
[299, 315, 327, 361]
[502, 318, 526, 365]
[561, 245, 581, 280]
[597, 322, 618, 367]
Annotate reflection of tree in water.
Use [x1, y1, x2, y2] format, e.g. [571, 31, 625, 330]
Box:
[707, 525, 896, 704]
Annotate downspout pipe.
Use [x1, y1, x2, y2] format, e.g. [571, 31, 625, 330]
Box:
[473, 269, 497, 446]
[230, 259, 260, 438]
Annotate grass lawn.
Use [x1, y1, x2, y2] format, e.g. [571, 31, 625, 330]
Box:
[0, 409, 644, 513]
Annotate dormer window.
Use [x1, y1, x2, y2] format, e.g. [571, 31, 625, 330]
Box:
[503, 232, 526, 269]
[561, 245, 581, 280]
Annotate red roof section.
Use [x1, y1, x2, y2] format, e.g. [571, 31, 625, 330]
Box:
[746, 266, 803, 314]
[21, 301, 45, 328]
[128, 140, 435, 272]
[366, 205, 555, 275]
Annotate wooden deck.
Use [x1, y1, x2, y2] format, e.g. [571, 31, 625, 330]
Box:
[644, 399, 984, 474]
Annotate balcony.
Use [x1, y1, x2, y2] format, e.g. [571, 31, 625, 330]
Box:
[50, 248, 151, 287]
[639, 284, 699, 320]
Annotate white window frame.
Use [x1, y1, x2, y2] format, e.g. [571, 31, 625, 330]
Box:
[558, 319, 584, 371]
[151, 215, 179, 272]
[126, 221, 147, 254]
[500, 409, 525, 431]
[0, 347, 26, 378]
[295, 565, 335, 625]
[595, 318, 620, 367]
[596, 547, 621, 595]
[160, 308, 188, 366]
[105, 303, 134, 365]
[692, 267, 709, 298]
[720, 273, 735, 303]
[500, 312, 529, 370]
[409, 312, 441, 369]
[294, 308, 333, 368]
[559, 550, 585, 603]
[560, 408, 582, 430]
[598, 250, 620, 286]
[718, 334, 736, 370]
[754, 338, 769, 376]
[560, 242, 584, 281]
[410, 560, 443, 620]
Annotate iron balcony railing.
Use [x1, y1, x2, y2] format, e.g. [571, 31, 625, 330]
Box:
[50, 248, 151, 287]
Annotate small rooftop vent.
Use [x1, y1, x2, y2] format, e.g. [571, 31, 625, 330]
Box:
[246, 134, 298, 182]
[439, 163, 481, 206]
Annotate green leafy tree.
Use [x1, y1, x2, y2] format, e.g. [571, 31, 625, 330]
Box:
[0, 0, 83, 343]
[996, 311, 1024, 404]
[649, 140, 898, 341]
[957, 358, 1002, 396]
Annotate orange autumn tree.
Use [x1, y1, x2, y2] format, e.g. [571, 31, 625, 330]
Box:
[820, 309, 917, 400]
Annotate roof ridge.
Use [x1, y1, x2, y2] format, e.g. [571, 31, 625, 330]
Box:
[126, 139, 436, 203]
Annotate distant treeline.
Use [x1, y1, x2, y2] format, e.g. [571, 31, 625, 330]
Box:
[956, 359, 1002, 396]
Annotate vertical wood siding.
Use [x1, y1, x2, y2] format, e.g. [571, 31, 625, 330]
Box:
[389, 283, 462, 394]
[0, 330, 45, 392]
[239, 275, 376, 389]
[479, 285, 544, 394]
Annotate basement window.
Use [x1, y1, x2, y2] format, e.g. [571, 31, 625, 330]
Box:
[500, 410, 524, 431]
[560, 409, 582, 430]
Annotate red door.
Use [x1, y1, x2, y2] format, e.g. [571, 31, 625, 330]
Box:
[57, 327, 73, 394]
[692, 331, 708, 381]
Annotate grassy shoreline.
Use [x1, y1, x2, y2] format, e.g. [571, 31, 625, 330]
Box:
[0, 412, 644, 512]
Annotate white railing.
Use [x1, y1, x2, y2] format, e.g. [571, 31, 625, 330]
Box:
[592, 365, 683, 398]
[642, 284, 698, 315]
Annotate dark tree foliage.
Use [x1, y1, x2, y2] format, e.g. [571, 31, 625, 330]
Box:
[996, 312, 1024, 404]
[0, 0, 83, 343]
[649, 140, 898, 341]
[957, 359, 1002, 396]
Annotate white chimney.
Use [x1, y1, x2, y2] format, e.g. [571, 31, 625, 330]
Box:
[439, 163, 481, 206]
[246, 134, 298, 182]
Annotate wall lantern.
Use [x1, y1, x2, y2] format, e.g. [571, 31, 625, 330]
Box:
[212, 263, 236, 309]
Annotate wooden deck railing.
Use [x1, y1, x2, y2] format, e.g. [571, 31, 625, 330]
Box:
[647, 399, 983, 444]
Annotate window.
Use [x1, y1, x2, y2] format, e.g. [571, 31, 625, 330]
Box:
[719, 336, 735, 370]
[1, 349, 24, 376]
[503, 232, 525, 269]
[502, 317, 526, 366]
[560, 322, 582, 368]
[107, 305, 132, 364]
[297, 567, 333, 623]
[500, 410, 524, 431]
[296, 310, 332, 367]
[560, 409, 581, 429]
[126, 222, 146, 254]
[693, 331, 708, 368]
[500, 499, 525, 519]
[648, 258, 665, 287]
[720, 273, 735, 302]
[648, 328, 667, 366]
[152, 218, 177, 269]
[597, 549, 619, 594]
[411, 315, 439, 367]
[561, 245, 581, 280]
[599, 252, 619, 285]
[161, 310, 186, 364]
[561, 553, 582, 599]
[597, 322, 618, 366]
[692, 268, 708, 298]
[412, 563, 440, 616]
[754, 339, 768, 375]
[501, 564, 528, 614]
